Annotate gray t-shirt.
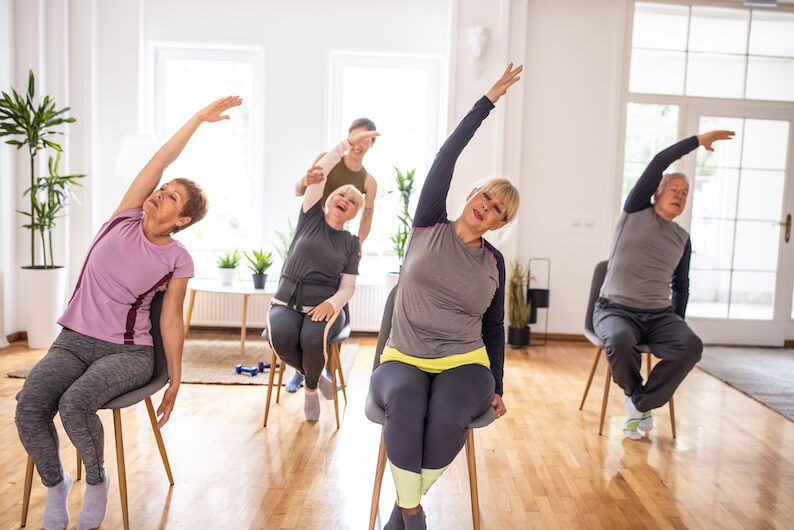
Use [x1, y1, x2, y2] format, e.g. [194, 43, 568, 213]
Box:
[387, 222, 500, 357]
[275, 202, 360, 310]
[600, 208, 689, 310]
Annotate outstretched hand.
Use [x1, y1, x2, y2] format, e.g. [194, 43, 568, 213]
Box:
[197, 95, 243, 123]
[698, 130, 735, 151]
[348, 130, 380, 146]
[486, 63, 523, 104]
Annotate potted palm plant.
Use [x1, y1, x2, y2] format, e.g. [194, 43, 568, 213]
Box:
[389, 167, 415, 281]
[245, 249, 273, 289]
[0, 70, 84, 347]
[508, 261, 532, 348]
[217, 250, 240, 287]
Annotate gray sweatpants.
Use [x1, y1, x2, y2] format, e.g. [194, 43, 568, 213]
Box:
[15, 329, 153, 486]
[593, 297, 702, 411]
[268, 304, 346, 389]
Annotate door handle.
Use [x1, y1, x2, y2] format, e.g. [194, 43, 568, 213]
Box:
[781, 213, 792, 243]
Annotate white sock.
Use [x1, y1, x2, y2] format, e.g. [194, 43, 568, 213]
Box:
[317, 372, 335, 401]
[43, 472, 73, 530]
[77, 469, 110, 530]
[304, 388, 320, 421]
[623, 396, 643, 440]
[639, 409, 653, 432]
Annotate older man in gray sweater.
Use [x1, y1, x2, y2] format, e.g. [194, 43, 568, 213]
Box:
[595, 129, 733, 440]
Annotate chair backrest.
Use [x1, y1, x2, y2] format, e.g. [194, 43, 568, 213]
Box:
[585, 261, 608, 334]
[372, 286, 398, 372]
[148, 291, 169, 385]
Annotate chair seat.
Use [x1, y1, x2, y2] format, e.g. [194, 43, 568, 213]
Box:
[365, 393, 495, 429]
[102, 372, 169, 410]
[331, 323, 351, 343]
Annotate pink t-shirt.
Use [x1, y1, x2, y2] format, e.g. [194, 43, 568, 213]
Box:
[58, 208, 194, 346]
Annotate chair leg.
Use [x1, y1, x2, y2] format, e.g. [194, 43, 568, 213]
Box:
[598, 359, 611, 436]
[145, 397, 174, 485]
[645, 352, 652, 380]
[113, 409, 130, 530]
[264, 351, 277, 427]
[579, 347, 602, 410]
[76, 452, 82, 481]
[369, 430, 388, 530]
[21, 455, 34, 527]
[335, 343, 348, 405]
[276, 354, 284, 404]
[330, 352, 340, 429]
[669, 396, 677, 438]
[465, 430, 481, 530]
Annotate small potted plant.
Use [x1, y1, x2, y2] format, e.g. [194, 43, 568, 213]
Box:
[245, 249, 274, 289]
[508, 261, 532, 348]
[388, 166, 415, 282]
[217, 250, 240, 286]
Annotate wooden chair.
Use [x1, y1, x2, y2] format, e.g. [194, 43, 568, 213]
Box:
[21, 291, 174, 530]
[579, 261, 676, 437]
[365, 287, 494, 530]
[262, 304, 351, 429]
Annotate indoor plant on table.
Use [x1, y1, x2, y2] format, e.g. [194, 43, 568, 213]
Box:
[217, 250, 241, 287]
[244, 249, 273, 289]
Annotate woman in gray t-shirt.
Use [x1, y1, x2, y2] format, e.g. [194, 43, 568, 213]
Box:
[267, 130, 377, 422]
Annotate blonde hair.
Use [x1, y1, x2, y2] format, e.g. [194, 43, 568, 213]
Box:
[324, 184, 365, 216]
[478, 178, 520, 223]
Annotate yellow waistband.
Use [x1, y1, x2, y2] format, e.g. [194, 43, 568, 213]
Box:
[380, 345, 490, 373]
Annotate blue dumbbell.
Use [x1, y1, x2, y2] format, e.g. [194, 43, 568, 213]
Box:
[235, 364, 259, 377]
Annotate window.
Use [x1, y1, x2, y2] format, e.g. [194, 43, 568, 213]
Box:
[328, 52, 444, 273]
[152, 46, 264, 277]
[630, 3, 794, 102]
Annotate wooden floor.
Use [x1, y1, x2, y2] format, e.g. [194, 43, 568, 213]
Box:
[1, 338, 793, 529]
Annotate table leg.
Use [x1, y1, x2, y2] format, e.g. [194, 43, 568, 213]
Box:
[184, 289, 196, 339]
[241, 294, 249, 354]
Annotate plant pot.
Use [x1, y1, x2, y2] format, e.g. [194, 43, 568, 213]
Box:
[218, 267, 236, 287]
[528, 288, 550, 308]
[252, 273, 267, 289]
[21, 266, 67, 349]
[508, 326, 530, 348]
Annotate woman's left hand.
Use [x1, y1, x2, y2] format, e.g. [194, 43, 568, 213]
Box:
[196, 95, 243, 123]
[309, 301, 336, 322]
[156, 384, 179, 428]
[491, 394, 507, 419]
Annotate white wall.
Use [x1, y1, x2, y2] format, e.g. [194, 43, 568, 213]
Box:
[0, 0, 13, 345]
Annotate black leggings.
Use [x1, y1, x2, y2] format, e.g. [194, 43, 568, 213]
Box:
[268, 304, 346, 389]
[369, 361, 494, 506]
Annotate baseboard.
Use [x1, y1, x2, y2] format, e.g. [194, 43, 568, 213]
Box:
[5, 331, 25, 344]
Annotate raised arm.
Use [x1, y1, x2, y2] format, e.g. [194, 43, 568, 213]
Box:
[302, 130, 379, 212]
[671, 238, 691, 319]
[414, 63, 522, 227]
[114, 96, 242, 216]
[624, 130, 734, 213]
[357, 174, 378, 244]
[295, 152, 326, 197]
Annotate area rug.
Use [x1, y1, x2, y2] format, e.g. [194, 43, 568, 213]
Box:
[6, 332, 359, 387]
[698, 346, 794, 421]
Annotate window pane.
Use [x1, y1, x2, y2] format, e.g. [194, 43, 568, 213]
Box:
[689, 7, 749, 54]
[689, 269, 730, 318]
[629, 49, 686, 95]
[729, 271, 775, 320]
[692, 168, 739, 220]
[742, 119, 790, 170]
[733, 220, 780, 271]
[737, 170, 785, 221]
[621, 103, 679, 204]
[690, 217, 735, 270]
[749, 10, 794, 57]
[632, 3, 689, 50]
[746, 56, 794, 102]
[686, 52, 746, 98]
[697, 116, 745, 168]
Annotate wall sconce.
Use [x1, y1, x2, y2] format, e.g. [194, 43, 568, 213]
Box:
[467, 26, 490, 78]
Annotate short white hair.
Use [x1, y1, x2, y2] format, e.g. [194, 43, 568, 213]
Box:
[324, 184, 365, 216]
[657, 172, 689, 192]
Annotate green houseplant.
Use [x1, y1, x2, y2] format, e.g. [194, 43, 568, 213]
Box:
[217, 250, 241, 286]
[274, 218, 295, 263]
[0, 70, 84, 347]
[508, 261, 532, 348]
[389, 167, 415, 267]
[244, 249, 274, 289]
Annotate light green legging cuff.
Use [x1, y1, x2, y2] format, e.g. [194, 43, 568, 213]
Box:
[390, 461, 449, 508]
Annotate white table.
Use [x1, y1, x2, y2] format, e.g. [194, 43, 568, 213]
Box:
[184, 278, 278, 353]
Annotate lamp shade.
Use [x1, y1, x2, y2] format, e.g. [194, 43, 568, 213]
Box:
[114, 133, 158, 177]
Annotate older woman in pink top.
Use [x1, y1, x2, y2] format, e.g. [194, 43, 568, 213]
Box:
[15, 96, 241, 530]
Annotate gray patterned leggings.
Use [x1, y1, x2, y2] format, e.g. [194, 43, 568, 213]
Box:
[15, 329, 153, 486]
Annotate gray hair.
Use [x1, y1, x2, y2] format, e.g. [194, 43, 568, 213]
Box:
[657, 172, 689, 192]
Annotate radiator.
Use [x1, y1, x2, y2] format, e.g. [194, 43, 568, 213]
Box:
[186, 276, 395, 332]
